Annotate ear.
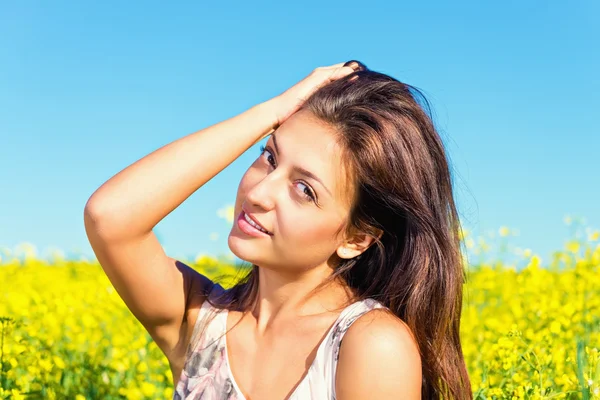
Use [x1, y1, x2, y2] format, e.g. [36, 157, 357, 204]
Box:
[336, 228, 383, 260]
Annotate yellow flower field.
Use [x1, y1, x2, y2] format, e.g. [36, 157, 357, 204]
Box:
[1, 223, 599, 399]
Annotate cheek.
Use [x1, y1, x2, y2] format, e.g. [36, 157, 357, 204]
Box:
[275, 215, 342, 265]
[279, 213, 336, 243]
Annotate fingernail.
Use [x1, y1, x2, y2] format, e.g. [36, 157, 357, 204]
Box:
[344, 60, 367, 71]
[343, 60, 359, 70]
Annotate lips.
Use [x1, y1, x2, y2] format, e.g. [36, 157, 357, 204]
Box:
[242, 208, 272, 235]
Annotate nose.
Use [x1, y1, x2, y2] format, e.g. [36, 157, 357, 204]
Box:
[245, 173, 278, 212]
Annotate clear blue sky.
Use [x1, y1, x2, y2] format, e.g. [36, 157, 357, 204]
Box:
[1, 1, 598, 266]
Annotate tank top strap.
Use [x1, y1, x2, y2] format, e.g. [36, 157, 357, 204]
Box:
[329, 298, 386, 363]
[322, 298, 386, 399]
[186, 284, 227, 357]
[175, 287, 232, 396]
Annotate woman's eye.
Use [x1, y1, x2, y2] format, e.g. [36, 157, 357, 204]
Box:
[295, 181, 316, 202]
[259, 145, 275, 166]
[258, 145, 317, 203]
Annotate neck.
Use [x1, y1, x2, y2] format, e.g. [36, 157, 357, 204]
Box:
[250, 263, 354, 334]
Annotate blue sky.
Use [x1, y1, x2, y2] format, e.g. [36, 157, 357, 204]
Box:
[1, 1, 598, 267]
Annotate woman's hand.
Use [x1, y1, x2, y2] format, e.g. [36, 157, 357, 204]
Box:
[270, 61, 363, 128]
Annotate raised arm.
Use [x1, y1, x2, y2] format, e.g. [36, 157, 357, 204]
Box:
[83, 62, 359, 361]
[83, 99, 278, 358]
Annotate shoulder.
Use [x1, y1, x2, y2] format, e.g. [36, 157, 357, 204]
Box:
[335, 308, 422, 399]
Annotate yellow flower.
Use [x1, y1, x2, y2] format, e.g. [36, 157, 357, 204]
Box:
[52, 355, 65, 370]
[10, 389, 26, 400]
[141, 382, 157, 397]
[137, 361, 148, 373]
[550, 321, 561, 334]
[566, 240, 580, 254]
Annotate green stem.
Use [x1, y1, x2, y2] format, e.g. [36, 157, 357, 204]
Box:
[1, 318, 5, 389]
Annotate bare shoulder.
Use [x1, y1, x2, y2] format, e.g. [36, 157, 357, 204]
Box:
[158, 258, 214, 356]
[163, 258, 217, 379]
[335, 308, 422, 399]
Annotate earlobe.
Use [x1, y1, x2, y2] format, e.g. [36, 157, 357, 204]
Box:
[337, 246, 359, 260]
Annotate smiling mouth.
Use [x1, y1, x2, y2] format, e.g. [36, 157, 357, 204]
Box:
[237, 210, 273, 236]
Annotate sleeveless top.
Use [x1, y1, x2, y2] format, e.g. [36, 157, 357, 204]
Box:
[173, 296, 386, 400]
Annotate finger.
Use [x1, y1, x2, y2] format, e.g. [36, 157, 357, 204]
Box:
[321, 62, 348, 69]
[324, 61, 363, 70]
[327, 66, 357, 81]
[305, 64, 353, 85]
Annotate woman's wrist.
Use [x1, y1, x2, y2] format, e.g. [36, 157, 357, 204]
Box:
[247, 97, 282, 145]
[260, 96, 282, 128]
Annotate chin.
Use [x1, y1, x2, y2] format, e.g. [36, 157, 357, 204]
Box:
[227, 231, 258, 265]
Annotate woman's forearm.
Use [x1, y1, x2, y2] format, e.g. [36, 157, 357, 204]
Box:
[84, 99, 278, 240]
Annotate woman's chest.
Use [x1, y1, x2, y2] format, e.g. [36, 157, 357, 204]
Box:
[225, 312, 337, 399]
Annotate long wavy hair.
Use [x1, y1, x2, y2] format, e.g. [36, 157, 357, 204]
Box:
[197, 63, 472, 399]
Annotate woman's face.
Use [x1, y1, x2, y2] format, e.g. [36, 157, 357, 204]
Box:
[228, 109, 354, 273]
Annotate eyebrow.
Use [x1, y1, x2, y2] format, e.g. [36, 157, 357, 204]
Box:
[271, 133, 332, 197]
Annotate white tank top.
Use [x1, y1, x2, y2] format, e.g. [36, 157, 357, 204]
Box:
[173, 296, 386, 399]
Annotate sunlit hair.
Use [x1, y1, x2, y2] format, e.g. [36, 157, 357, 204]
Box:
[199, 63, 472, 399]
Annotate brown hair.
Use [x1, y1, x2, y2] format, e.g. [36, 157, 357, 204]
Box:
[203, 64, 472, 399]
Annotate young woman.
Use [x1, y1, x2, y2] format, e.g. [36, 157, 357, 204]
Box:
[84, 60, 472, 399]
